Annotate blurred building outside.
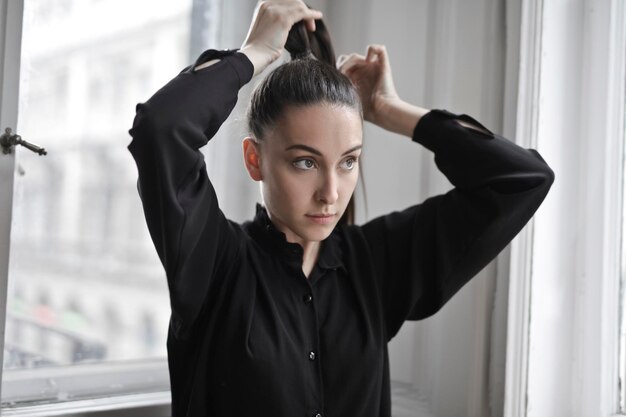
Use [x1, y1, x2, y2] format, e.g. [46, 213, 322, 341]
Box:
[4, 0, 196, 371]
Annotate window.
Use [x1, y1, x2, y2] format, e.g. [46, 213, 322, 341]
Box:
[1, 0, 205, 411]
[503, 0, 626, 416]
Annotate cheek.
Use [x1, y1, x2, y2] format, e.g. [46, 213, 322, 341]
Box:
[340, 171, 359, 197]
[279, 177, 308, 204]
[265, 166, 316, 205]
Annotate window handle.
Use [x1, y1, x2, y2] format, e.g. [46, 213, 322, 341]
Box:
[1, 127, 47, 155]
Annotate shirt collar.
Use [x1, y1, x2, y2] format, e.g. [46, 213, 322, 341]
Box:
[248, 204, 344, 271]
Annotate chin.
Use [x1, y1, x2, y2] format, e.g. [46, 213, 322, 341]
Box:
[300, 224, 335, 242]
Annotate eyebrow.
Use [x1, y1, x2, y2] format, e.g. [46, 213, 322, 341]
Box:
[285, 144, 363, 156]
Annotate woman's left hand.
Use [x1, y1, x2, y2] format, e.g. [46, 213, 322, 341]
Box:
[337, 44, 400, 126]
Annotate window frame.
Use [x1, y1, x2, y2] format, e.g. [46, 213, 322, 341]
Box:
[504, 0, 626, 415]
[0, 0, 24, 401]
[502, 0, 543, 415]
[613, 0, 626, 413]
[1, 361, 169, 416]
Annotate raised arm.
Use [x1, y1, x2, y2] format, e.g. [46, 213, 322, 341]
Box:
[127, 0, 324, 339]
[127, 51, 254, 339]
[340, 45, 554, 340]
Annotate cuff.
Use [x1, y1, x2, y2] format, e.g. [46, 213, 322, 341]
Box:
[188, 48, 255, 87]
[412, 109, 494, 150]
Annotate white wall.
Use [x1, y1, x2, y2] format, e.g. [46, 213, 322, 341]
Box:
[324, 1, 511, 416]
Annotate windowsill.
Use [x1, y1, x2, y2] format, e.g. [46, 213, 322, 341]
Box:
[1, 360, 170, 416]
[1, 391, 170, 417]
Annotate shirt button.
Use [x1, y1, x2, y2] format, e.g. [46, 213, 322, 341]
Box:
[303, 293, 313, 304]
[309, 351, 316, 361]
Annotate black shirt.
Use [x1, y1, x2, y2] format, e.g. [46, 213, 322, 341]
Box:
[127, 49, 554, 417]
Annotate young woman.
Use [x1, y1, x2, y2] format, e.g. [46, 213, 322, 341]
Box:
[128, 1, 554, 416]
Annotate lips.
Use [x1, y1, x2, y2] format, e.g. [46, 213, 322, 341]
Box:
[306, 213, 336, 225]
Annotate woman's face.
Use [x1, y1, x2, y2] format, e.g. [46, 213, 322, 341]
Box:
[245, 104, 363, 246]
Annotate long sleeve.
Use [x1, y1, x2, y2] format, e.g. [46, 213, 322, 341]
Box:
[127, 50, 254, 339]
[361, 109, 554, 340]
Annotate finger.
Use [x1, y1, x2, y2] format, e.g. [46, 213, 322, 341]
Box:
[299, 2, 323, 32]
[337, 53, 366, 73]
[366, 44, 389, 66]
[366, 46, 377, 63]
[305, 9, 323, 21]
[287, 2, 323, 25]
[341, 60, 367, 77]
[286, 8, 322, 34]
[336, 54, 349, 67]
[340, 59, 366, 77]
[305, 18, 316, 32]
[263, 2, 321, 32]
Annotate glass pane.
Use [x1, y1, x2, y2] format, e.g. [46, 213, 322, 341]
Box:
[3, 0, 192, 378]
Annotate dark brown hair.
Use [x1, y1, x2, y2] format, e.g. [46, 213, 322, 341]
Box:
[247, 16, 362, 224]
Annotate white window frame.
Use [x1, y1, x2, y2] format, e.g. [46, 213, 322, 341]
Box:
[505, 0, 626, 416]
[608, 2, 626, 415]
[0, 1, 172, 414]
[0, 0, 24, 400]
[1, 362, 170, 416]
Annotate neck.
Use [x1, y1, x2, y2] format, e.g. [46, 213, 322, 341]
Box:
[263, 208, 321, 278]
[300, 240, 321, 278]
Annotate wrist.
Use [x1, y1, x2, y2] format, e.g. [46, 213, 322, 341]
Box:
[372, 98, 430, 137]
[240, 46, 263, 77]
[240, 45, 278, 77]
[371, 96, 402, 127]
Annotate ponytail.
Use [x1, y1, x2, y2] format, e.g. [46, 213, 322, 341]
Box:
[285, 18, 336, 66]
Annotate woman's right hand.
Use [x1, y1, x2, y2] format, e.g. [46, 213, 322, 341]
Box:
[240, 0, 322, 77]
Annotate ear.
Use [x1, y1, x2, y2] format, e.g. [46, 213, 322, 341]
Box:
[242, 137, 263, 182]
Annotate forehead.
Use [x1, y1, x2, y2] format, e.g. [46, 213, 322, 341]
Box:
[268, 104, 363, 152]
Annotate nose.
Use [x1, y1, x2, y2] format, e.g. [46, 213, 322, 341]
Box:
[316, 171, 339, 205]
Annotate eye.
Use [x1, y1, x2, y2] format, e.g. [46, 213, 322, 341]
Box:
[339, 156, 358, 171]
[293, 158, 316, 171]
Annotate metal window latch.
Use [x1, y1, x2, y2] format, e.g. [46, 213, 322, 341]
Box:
[1, 127, 47, 155]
